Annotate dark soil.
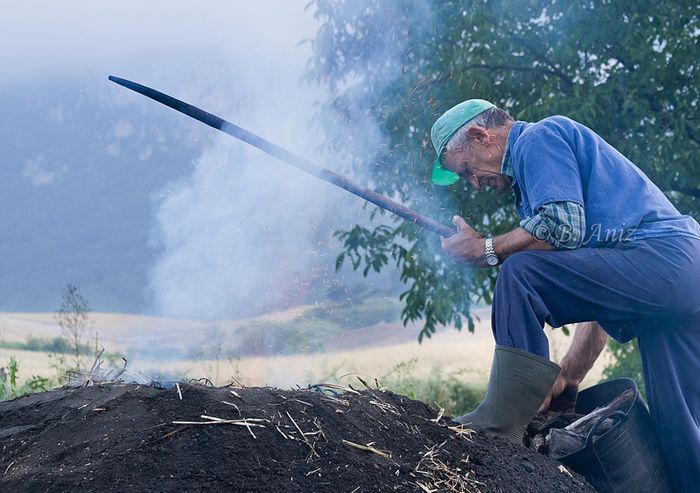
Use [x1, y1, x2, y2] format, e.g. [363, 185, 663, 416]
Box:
[0, 383, 594, 492]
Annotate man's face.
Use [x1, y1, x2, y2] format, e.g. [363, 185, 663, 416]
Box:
[442, 136, 511, 192]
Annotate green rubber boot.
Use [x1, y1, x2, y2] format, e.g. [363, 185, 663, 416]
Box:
[454, 345, 561, 443]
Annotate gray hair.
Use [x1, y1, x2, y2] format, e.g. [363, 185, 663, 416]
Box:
[445, 107, 514, 152]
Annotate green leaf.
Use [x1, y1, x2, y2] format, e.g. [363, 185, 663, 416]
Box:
[334, 253, 345, 272]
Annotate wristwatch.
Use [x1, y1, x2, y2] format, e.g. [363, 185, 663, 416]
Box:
[484, 238, 500, 266]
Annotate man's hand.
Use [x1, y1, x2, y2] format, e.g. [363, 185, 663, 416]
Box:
[539, 374, 579, 413]
[441, 216, 488, 267]
[538, 322, 609, 413]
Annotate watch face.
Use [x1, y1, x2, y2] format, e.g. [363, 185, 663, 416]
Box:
[486, 254, 499, 266]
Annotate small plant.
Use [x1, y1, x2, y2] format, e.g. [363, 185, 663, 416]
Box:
[380, 359, 485, 417]
[0, 357, 51, 401]
[54, 283, 94, 372]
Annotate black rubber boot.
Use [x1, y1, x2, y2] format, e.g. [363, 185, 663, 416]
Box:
[454, 345, 561, 443]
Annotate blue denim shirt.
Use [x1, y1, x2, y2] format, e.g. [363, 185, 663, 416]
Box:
[505, 116, 700, 248]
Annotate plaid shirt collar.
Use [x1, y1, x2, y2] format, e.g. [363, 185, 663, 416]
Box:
[500, 138, 514, 177]
[501, 121, 528, 178]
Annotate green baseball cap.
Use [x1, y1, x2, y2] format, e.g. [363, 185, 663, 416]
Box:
[430, 99, 495, 186]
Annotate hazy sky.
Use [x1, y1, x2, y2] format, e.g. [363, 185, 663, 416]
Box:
[0, 1, 317, 86]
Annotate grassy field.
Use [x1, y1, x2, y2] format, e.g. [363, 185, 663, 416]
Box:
[0, 304, 611, 395]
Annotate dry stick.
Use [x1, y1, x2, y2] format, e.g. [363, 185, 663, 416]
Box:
[558, 465, 574, 477]
[320, 395, 350, 407]
[446, 425, 476, 439]
[362, 410, 390, 431]
[228, 375, 246, 388]
[414, 441, 482, 493]
[369, 398, 400, 415]
[172, 417, 266, 428]
[90, 349, 105, 374]
[128, 425, 189, 453]
[170, 419, 264, 442]
[201, 415, 268, 425]
[111, 358, 128, 381]
[222, 400, 242, 416]
[286, 411, 319, 458]
[338, 372, 373, 390]
[356, 375, 372, 390]
[157, 426, 190, 442]
[431, 405, 445, 424]
[303, 430, 323, 438]
[176, 383, 183, 400]
[313, 418, 328, 442]
[140, 422, 169, 432]
[3, 461, 16, 476]
[169, 420, 263, 426]
[280, 396, 315, 407]
[243, 421, 257, 439]
[416, 482, 433, 493]
[275, 425, 289, 440]
[342, 439, 392, 460]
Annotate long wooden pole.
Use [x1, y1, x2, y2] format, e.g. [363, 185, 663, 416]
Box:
[108, 76, 454, 238]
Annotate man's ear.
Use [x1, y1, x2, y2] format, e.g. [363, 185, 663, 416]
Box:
[465, 126, 489, 145]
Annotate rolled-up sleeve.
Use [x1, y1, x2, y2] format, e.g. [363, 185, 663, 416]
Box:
[520, 201, 585, 249]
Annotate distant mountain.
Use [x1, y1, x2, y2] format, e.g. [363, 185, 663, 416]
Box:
[0, 78, 207, 312]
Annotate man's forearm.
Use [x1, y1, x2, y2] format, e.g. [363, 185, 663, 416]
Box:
[492, 227, 552, 259]
[560, 321, 608, 384]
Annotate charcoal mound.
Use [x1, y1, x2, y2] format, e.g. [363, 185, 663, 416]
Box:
[0, 384, 593, 492]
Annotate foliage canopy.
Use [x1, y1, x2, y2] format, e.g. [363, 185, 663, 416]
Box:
[307, 0, 700, 341]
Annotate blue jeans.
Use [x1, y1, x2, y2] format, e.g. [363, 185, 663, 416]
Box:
[491, 236, 700, 491]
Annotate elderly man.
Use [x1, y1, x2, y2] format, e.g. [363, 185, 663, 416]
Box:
[431, 99, 700, 490]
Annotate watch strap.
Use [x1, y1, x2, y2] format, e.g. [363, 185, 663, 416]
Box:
[485, 238, 496, 256]
[485, 238, 499, 265]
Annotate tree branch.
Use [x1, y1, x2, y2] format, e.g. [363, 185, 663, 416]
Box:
[514, 37, 576, 86]
[462, 63, 573, 84]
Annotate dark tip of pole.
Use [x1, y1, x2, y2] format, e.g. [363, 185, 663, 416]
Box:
[108, 75, 143, 94]
[108, 75, 135, 88]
